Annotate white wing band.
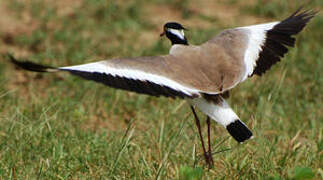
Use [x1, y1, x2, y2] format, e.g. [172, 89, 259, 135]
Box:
[239, 22, 279, 80]
[59, 61, 201, 96]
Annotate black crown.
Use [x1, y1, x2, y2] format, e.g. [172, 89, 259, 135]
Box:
[164, 22, 187, 30]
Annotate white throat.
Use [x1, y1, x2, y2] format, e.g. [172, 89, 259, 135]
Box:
[169, 29, 185, 40]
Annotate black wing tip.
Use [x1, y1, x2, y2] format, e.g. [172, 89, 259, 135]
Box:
[291, 6, 319, 18]
[226, 120, 253, 143]
[252, 7, 317, 76]
[281, 7, 318, 32]
[294, 8, 318, 20]
[7, 53, 56, 72]
[7, 53, 19, 65]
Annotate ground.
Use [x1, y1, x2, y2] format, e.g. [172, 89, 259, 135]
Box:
[0, 0, 322, 179]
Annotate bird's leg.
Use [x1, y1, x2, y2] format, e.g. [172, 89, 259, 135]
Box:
[190, 106, 209, 166]
[206, 116, 214, 167]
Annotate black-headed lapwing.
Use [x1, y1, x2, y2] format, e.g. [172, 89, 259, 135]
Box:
[8, 8, 316, 167]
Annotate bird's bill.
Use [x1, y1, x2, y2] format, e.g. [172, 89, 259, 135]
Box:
[160, 31, 165, 37]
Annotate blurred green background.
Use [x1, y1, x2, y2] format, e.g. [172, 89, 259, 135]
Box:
[0, 0, 322, 179]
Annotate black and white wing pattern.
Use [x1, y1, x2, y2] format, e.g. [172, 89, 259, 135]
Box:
[239, 8, 316, 79]
[9, 55, 201, 99]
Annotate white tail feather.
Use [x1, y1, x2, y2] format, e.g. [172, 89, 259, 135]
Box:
[189, 97, 239, 127]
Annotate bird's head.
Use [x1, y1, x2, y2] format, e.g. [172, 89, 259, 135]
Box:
[160, 22, 188, 45]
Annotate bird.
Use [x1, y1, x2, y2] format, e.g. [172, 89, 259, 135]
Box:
[8, 7, 316, 167]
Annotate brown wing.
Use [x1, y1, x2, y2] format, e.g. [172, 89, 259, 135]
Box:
[9, 29, 250, 98]
[9, 54, 201, 98]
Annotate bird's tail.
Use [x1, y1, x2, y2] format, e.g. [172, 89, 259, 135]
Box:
[226, 119, 253, 143]
[190, 97, 253, 143]
[8, 54, 58, 72]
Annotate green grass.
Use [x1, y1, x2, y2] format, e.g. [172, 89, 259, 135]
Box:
[0, 0, 322, 179]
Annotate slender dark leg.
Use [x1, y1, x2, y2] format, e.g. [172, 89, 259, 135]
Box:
[206, 116, 214, 167]
[190, 106, 209, 166]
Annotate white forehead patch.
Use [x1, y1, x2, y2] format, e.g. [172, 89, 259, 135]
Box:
[168, 29, 185, 40]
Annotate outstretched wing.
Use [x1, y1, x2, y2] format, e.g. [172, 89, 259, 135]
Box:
[9, 54, 201, 99]
[207, 8, 317, 81]
[247, 8, 317, 77]
[9, 8, 316, 99]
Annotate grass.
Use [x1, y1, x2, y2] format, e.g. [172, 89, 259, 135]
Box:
[0, 0, 322, 179]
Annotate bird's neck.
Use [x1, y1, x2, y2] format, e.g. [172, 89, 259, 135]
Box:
[171, 38, 188, 45]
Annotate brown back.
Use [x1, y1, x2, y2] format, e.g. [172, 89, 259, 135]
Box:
[104, 28, 249, 94]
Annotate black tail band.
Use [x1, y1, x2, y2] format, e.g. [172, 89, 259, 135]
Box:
[226, 120, 253, 143]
